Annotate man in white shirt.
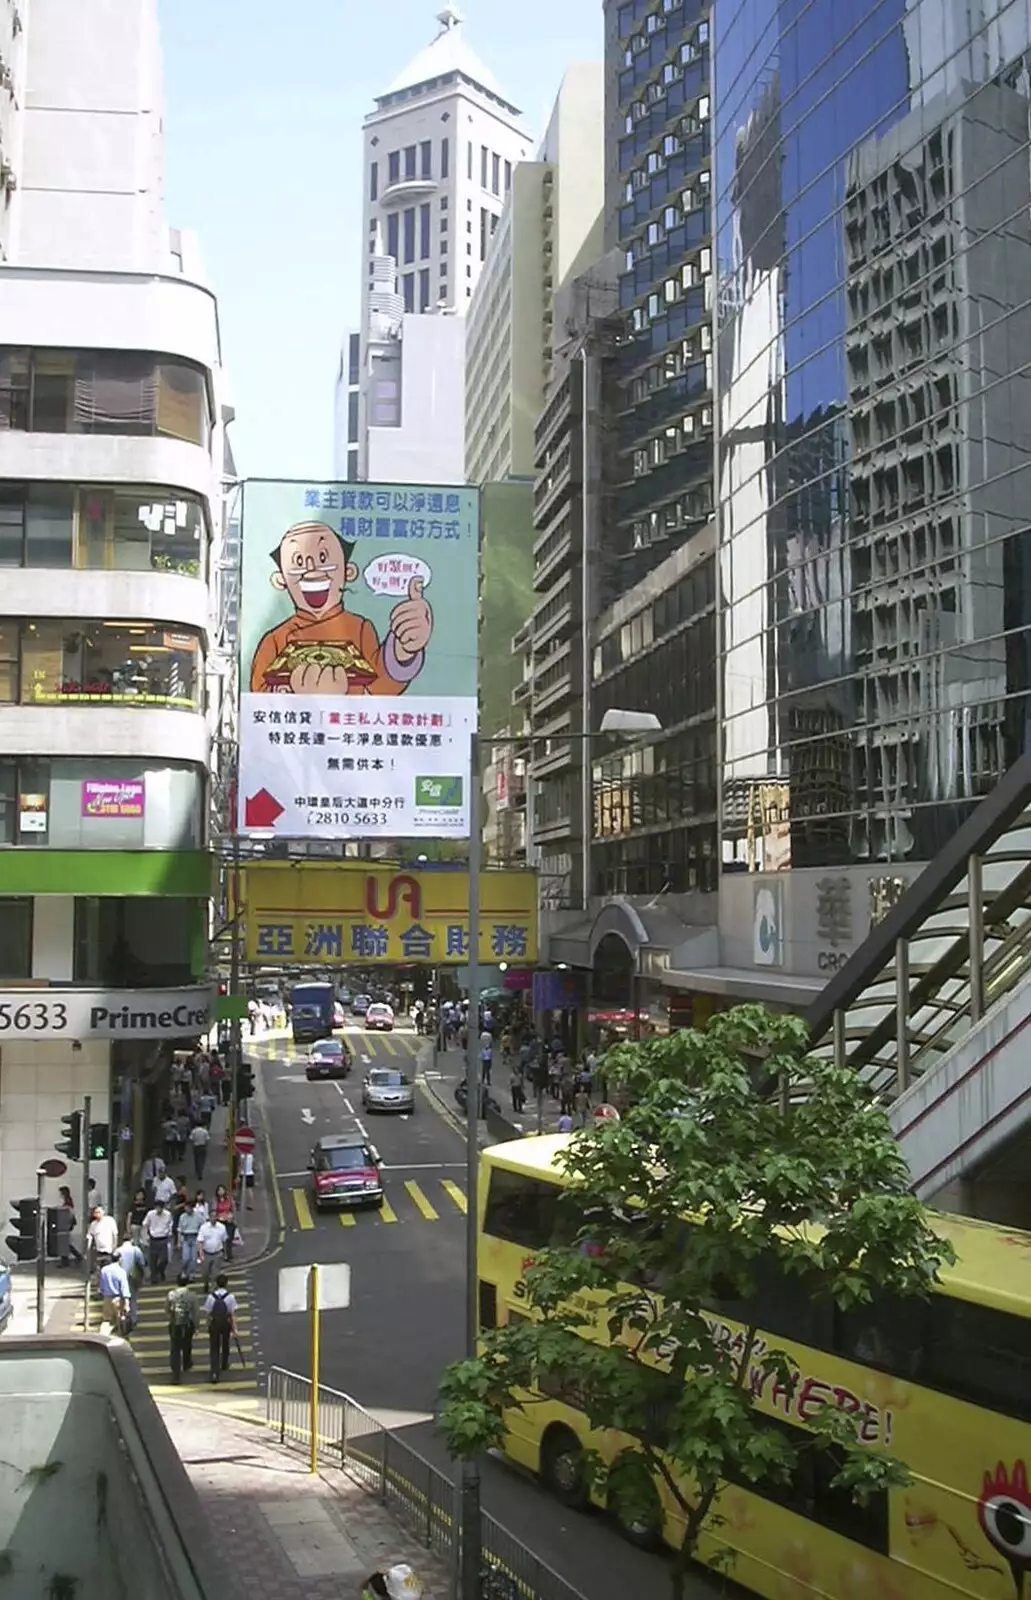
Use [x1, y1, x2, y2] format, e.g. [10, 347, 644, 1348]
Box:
[115, 1235, 145, 1319]
[203, 1273, 238, 1384]
[153, 1171, 177, 1206]
[87, 1205, 118, 1266]
[189, 1121, 210, 1179]
[141, 1198, 173, 1284]
[196, 1216, 227, 1291]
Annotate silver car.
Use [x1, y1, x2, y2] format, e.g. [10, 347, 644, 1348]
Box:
[362, 1067, 415, 1114]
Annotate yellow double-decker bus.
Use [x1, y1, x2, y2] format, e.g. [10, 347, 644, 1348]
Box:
[477, 1134, 1031, 1600]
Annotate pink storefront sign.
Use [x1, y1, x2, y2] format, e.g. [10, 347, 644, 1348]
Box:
[81, 780, 145, 819]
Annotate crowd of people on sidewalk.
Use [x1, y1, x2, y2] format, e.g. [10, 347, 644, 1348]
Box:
[442, 997, 606, 1131]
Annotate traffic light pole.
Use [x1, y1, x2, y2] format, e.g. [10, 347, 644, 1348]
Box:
[227, 828, 242, 1191]
[35, 1164, 45, 1333]
[81, 1096, 91, 1314]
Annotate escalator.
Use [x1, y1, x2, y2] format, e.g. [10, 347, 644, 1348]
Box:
[805, 753, 1031, 1217]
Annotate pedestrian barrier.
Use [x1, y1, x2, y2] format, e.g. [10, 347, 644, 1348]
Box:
[266, 1366, 589, 1600]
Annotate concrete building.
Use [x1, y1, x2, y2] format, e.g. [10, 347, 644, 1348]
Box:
[335, 4, 530, 483]
[0, 0, 226, 1216]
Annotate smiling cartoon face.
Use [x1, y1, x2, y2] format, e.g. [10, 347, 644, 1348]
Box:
[271, 522, 358, 616]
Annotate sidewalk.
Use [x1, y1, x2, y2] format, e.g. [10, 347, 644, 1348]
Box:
[158, 1399, 450, 1600]
[420, 1042, 572, 1137]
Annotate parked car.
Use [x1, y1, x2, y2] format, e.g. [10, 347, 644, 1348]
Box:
[305, 1038, 352, 1081]
[351, 994, 371, 1016]
[309, 1135, 383, 1211]
[365, 1002, 395, 1032]
[362, 1068, 415, 1114]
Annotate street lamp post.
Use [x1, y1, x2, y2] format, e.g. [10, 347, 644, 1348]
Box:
[455, 708, 660, 1599]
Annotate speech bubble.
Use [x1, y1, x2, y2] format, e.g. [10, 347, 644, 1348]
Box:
[363, 553, 432, 599]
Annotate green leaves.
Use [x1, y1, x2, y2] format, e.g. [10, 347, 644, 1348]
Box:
[438, 1004, 953, 1591]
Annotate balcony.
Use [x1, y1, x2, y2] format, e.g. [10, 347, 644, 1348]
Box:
[381, 177, 437, 205]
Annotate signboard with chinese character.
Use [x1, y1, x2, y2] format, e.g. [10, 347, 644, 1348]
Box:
[237, 479, 479, 840]
[242, 863, 537, 966]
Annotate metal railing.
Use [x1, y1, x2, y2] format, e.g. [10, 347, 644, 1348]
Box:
[266, 1366, 589, 1600]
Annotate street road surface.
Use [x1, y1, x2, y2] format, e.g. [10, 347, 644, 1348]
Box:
[249, 1026, 730, 1600]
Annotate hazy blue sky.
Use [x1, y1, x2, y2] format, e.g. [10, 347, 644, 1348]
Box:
[158, 0, 603, 479]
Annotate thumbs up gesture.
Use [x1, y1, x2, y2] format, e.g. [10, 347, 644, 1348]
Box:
[389, 573, 433, 664]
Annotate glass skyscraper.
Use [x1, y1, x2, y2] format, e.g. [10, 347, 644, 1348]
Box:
[716, 0, 1031, 874]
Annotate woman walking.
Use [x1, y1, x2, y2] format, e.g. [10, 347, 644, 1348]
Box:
[212, 1184, 237, 1262]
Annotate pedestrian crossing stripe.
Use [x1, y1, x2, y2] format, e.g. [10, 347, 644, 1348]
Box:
[288, 1175, 465, 1231]
[79, 1277, 259, 1391]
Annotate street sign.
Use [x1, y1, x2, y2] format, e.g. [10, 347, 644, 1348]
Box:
[234, 1127, 257, 1156]
[38, 1158, 67, 1179]
[593, 1104, 621, 1123]
[278, 1263, 351, 1314]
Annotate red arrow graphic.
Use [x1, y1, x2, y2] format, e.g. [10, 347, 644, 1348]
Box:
[244, 788, 285, 829]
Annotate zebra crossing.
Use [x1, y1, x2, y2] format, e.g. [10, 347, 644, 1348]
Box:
[80, 1271, 259, 1395]
[290, 1173, 467, 1230]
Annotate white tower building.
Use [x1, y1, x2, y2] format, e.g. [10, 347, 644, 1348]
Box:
[335, 5, 531, 482]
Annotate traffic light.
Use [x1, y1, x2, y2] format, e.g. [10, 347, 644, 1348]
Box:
[55, 1110, 82, 1162]
[6, 1198, 37, 1262]
[88, 1123, 109, 1162]
[236, 1065, 255, 1102]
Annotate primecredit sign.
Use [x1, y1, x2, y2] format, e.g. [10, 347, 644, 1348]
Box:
[0, 987, 214, 1041]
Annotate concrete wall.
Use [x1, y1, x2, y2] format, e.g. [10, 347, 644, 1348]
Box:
[0, 1037, 110, 1213]
[366, 313, 466, 484]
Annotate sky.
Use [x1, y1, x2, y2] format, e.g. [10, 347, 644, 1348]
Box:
[158, 0, 603, 481]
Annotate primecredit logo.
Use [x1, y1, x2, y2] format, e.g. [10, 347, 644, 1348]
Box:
[415, 776, 463, 807]
[89, 1002, 210, 1032]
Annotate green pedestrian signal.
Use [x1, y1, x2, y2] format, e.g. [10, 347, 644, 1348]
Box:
[55, 1110, 82, 1162]
[89, 1123, 110, 1161]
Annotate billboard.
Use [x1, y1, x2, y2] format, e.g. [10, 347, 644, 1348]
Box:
[243, 863, 537, 966]
[237, 480, 479, 840]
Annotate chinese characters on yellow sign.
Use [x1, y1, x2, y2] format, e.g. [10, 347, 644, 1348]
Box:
[242, 863, 537, 966]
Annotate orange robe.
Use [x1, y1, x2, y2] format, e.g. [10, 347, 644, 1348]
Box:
[249, 606, 407, 696]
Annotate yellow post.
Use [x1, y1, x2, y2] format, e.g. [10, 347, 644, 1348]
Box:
[309, 1264, 320, 1475]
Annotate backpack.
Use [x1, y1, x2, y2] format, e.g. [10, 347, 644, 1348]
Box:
[170, 1289, 193, 1328]
[209, 1291, 232, 1334]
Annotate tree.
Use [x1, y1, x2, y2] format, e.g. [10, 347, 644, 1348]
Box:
[438, 1004, 955, 1600]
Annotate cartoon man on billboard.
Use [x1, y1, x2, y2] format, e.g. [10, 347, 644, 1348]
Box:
[248, 522, 433, 696]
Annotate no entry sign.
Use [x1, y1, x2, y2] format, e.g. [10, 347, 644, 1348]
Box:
[234, 1126, 257, 1156]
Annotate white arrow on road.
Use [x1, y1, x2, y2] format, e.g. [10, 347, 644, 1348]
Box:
[361, 1053, 372, 1065]
[301, 1108, 315, 1125]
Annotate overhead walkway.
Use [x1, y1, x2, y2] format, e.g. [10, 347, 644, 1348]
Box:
[805, 754, 1031, 1218]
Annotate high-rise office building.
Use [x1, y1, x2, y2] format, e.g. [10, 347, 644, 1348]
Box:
[334, 4, 530, 482]
[0, 0, 227, 1212]
[715, 0, 1031, 987]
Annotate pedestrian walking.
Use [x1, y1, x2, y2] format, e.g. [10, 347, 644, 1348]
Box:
[203, 1273, 237, 1384]
[212, 1184, 237, 1261]
[509, 1067, 526, 1115]
[177, 1198, 202, 1279]
[198, 1088, 217, 1129]
[56, 1186, 82, 1267]
[87, 1205, 118, 1268]
[153, 1169, 177, 1207]
[98, 1258, 132, 1335]
[559, 1072, 576, 1117]
[479, 1028, 493, 1086]
[126, 1188, 148, 1248]
[189, 1121, 210, 1179]
[141, 1198, 173, 1284]
[167, 1272, 198, 1383]
[160, 1114, 180, 1167]
[197, 1215, 228, 1291]
[574, 1086, 591, 1128]
[115, 1234, 145, 1321]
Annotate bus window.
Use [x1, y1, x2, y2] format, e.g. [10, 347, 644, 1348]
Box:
[834, 1294, 927, 1381]
[479, 1280, 498, 1330]
[727, 1415, 889, 1555]
[927, 1296, 1031, 1421]
[483, 1168, 560, 1249]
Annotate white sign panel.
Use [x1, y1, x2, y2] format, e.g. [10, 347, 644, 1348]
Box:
[278, 1262, 352, 1314]
[237, 693, 475, 839]
[0, 986, 214, 1041]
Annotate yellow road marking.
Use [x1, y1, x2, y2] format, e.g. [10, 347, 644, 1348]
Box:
[338, 1211, 356, 1228]
[378, 1035, 400, 1056]
[405, 1180, 438, 1221]
[379, 1196, 399, 1224]
[291, 1188, 314, 1230]
[440, 1180, 467, 1214]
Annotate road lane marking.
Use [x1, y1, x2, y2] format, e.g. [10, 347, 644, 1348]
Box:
[381, 1162, 466, 1170]
[379, 1196, 399, 1223]
[441, 1180, 467, 1213]
[338, 1211, 356, 1228]
[277, 1170, 309, 1180]
[343, 1096, 354, 1113]
[355, 1117, 369, 1138]
[378, 1036, 400, 1056]
[333, 1081, 345, 1096]
[291, 1188, 314, 1230]
[405, 1180, 439, 1221]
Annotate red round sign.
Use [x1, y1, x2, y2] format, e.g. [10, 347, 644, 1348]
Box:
[234, 1127, 257, 1155]
[38, 1158, 68, 1179]
[593, 1104, 621, 1123]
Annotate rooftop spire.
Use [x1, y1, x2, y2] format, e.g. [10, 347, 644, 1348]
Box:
[436, 5, 463, 31]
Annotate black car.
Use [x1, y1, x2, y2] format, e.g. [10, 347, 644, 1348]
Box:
[305, 1038, 352, 1080]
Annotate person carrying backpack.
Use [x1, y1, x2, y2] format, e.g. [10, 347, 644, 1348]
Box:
[203, 1272, 237, 1384]
[167, 1272, 198, 1382]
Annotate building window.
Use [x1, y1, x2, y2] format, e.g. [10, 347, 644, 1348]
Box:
[441, 137, 450, 178]
[347, 390, 359, 444]
[0, 484, 205, 577]
[440, 239, 448, 255]
[73, 897, 196, 987]
[467, 141, 473, 179]
[420, 140, 432, 178]
[419, 202, 431, 259]
[403, 207, 416, 264]
[1, 619, 202, 711]
[0, 349, 211, 447]
[348, 332, 360, 387]
[0, 897, 32, 979]
[369, 161, 378, 201]
[402, 273, 415, 313]
[440, 218, 449, 234]
[403, 144, 416, 178]
[346, 446, 358, 484]
[440, 195, 448, 211]
[491, 152, 500, 195]
[387, 211, 399, 260]
[480, 207, 489, 260]
[0, 759, 203, 853]
[480, 145, 488, 187]
[504, 159, 512, 192]
[419, 268, 431, 311]
[387, 150, 400, 184]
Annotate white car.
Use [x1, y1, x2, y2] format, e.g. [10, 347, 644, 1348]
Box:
[365, 1002, 395, 1032]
